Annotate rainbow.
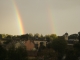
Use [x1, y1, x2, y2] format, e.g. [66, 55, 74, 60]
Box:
[47, 6, 55, 34]
[13, 0, 25, 35]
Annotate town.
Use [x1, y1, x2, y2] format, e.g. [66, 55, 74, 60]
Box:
[0, 32, 80, 60]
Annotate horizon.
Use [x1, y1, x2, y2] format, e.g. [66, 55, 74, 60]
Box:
[0, 32, 79, 36]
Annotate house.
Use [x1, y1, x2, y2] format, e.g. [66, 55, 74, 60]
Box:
[25, 40, 35, 50]
[34, 40, 47, 48]
[64, 33, 79, 46]
[24, 40, 47, 50]
[15, 40, 35, 50]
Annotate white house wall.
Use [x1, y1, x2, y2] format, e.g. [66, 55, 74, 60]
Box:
[34, 41, 47, 47]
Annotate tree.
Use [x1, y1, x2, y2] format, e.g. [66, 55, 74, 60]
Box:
[7, 46, 28, 60]
[68, 34, 78, 39]
[51, 38, 67, 60]
[15, 47, 28, 60]
[38, 42, 46, 52]
[34, 33, 40, 40]
[3, 39, 11, 45]
[0, 44, 7, 60]
[52, 38, 67, 52]
[78, 32, 80, 43]
[40, 34, 44, 40]
[45, 35, 51, 42]
[65, 48, 77, 60]
[28, 33, 33, 40]
[0, 34, 2, 39]
[37, 48, 57, 60]
[73, 42, 80, 58]
[50, 34, 57, 40]
[20, 34, 28, 40]
[6, 35, 12, 39]
[2, 34, 6, 39]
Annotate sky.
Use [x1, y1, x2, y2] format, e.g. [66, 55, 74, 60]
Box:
[0, 0, 80, 36]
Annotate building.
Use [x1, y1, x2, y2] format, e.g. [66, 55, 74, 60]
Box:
[64, 33, 79, 45]
[25, 40, 35, 50]
[34, 40, 47, 48]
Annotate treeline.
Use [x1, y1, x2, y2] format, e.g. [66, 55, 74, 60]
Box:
[0, 44, 28, 60]
[0, 33, 57, 41]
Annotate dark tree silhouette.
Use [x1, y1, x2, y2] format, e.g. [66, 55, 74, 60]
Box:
[7, 46, 28, 60]
[0, 44, 7, 60]
[78, 32, 80, 43]
[51, 38, 67, 60]
[73, 42, 80, 58]
[38, 42, 45, 52]
[0, 34, 2, 39]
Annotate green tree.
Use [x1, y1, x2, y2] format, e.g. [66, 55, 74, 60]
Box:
[50, 34, 57, 40]
[20, 34, 28, 40]
[6, 35, 12, 39]
[2, 34, 6, 39]
[34, 33, 40, 40]
[28, 33, 33, 40]
[45, 35, 51, 42]
[0, 44, 7, 60]
[7, 46, 28, 60]
[73, 42, 80, 58]
[3, 39, 11, 45]
[69, 34, 78, 39]
[0, 34, 2, 39]
[51, 38, 67, 60]
[40, 34, 44, 40]
[78, 32, 80, 43]
[37, 48, 57, 60]
[65, 48, 77, 60]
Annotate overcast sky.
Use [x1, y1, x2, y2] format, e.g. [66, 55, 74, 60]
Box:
[0, 0, 80, 36]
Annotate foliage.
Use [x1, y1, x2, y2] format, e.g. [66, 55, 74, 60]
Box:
[34, 33, 40, 40]
[50, 34, 57, 40]
[20, 34, 28, 40]
[0, 34, 2, 39]
[65, 42, 80, 60]
[0, 44, 28, 60]
[51, 38, 67, 60]
[65, 48, 77, 60]
[78, 32, 80, 42]
[68, 34, 78, 39]
[7, 46, 28, 60]
[45, 35, 51, 42]
[51, 38, 67, 52]
[28, 33, 34, 40]
[46, 43, 52, 49]
[40, 34, 44, 40]
[45, 34, 57, 42]
[6, 35, 12, 39]
[73, 43, 80, 57]
[0, 44, 7, 60]
[3, 39, 11, 44]
[38, 42, 46, 52]
[37, 48, 57, 60]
